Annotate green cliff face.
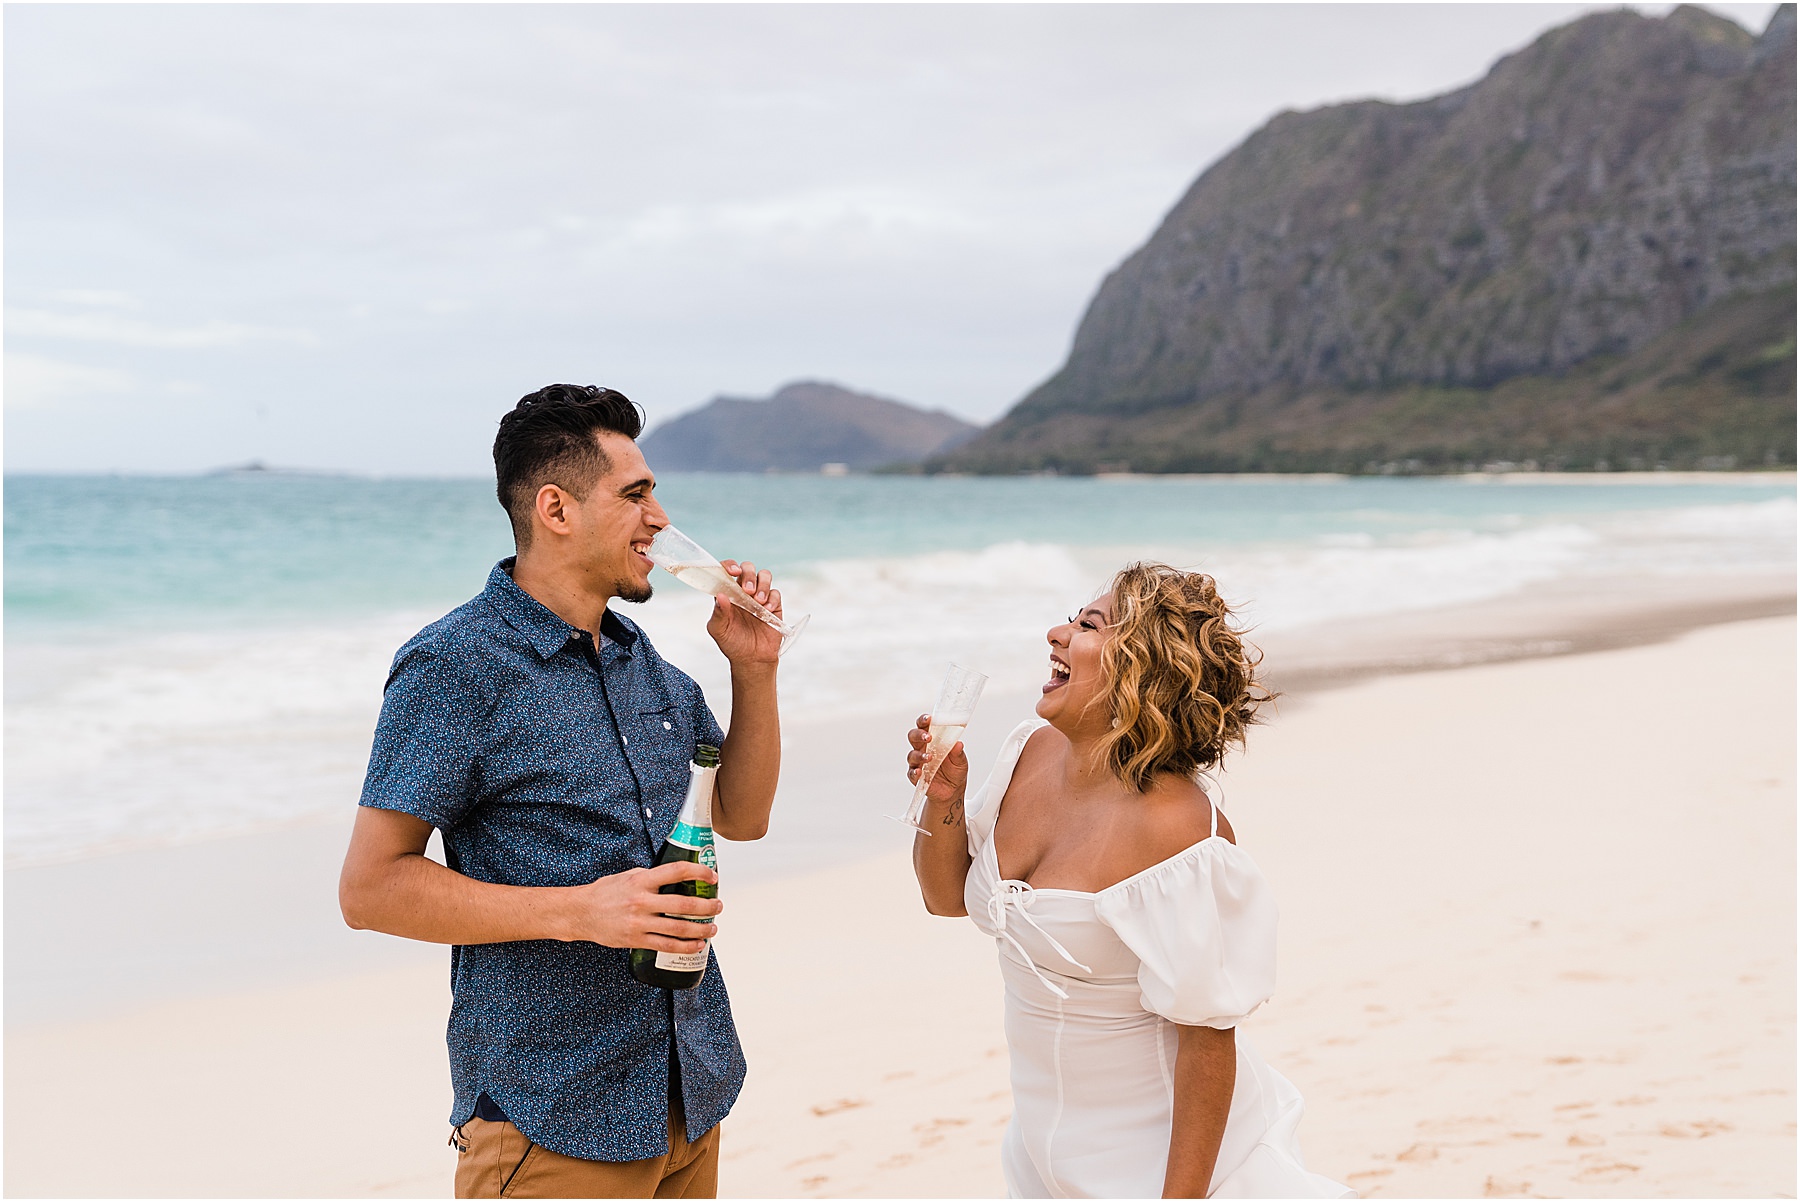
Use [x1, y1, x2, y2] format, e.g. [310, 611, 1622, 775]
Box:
[937, 4, 1796, 475]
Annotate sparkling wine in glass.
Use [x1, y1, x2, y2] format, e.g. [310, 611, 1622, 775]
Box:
[646, 526, 810, 654]
[898, 662, 988, 835]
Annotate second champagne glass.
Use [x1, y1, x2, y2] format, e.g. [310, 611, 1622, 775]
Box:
[897, 662, 988, 835]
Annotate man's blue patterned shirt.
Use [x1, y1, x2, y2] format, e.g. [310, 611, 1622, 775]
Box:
[359, 559, 745, 1163]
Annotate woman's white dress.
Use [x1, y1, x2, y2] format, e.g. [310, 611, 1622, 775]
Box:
[964, 719, 1352, 1199]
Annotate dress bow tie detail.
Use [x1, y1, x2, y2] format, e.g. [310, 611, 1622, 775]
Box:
[987, 879, 1091, 1000]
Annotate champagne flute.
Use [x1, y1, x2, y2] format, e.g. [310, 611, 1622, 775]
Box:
[896, 662, 988, 835]
[646, 525, 811, 654]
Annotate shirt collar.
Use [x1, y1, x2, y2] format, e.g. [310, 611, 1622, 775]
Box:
[484, 558, 640, 660]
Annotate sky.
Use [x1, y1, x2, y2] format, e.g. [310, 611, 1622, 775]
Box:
[5, 2, 1781, 475]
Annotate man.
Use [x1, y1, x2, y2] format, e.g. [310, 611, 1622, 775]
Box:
[340, 384, 783, 1198]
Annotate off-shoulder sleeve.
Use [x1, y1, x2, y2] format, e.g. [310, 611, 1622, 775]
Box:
[1092, 842, 1279, 1028]
[964, 718, 1047, 858]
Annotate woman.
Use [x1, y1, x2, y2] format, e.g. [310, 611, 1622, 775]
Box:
[907, 562, 1350, 1199]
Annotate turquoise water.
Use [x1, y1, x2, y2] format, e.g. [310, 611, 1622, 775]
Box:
[5, 470, 1792, 865]
[8, 472, 1793, 634]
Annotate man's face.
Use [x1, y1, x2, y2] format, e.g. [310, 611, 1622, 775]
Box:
[565, 432, 668, 603]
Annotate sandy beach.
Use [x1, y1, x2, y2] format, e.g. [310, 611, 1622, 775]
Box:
[6, 581, 1793, 1198]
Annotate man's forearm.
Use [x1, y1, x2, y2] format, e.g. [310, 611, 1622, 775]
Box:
[715, 662, 779, 840]
[342, 846, 581, 945]
[340, 807, 723, 953]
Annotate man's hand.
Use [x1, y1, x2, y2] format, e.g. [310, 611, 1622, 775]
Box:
[341, 806, 726, 949]
[707, 559, 784, 666]
[565, 861, 723, 952]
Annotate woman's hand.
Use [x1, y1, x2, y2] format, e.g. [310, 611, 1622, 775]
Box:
[906, 713, 970, 814]
[906, 713, 974, 914]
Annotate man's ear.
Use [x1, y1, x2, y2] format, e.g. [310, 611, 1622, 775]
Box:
[533, 484, 573, 538]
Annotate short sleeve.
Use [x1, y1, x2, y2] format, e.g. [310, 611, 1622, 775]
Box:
[964, 719, 1047, 858]
[359, 646, 490, 829]
[1093, 844, 1279, 1028]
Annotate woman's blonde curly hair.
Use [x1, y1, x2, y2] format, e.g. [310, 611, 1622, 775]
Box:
[1092, 562, 1275, 792]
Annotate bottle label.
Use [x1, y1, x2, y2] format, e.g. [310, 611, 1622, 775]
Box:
[667, 821, 714, 853]
[654, 944, 711, 973]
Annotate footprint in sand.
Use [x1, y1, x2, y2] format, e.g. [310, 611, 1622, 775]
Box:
[810, 1098, 870, 1117]
[1480, 1174, 1535, 1197]
[914, 1117, 972, 1148]
[1658, 1120, 1733, 1138]
[1575, 1162, 1641, 1181]
[1345, 1167, 1392, 1194]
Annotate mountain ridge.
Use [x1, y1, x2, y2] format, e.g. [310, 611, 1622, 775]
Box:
[642, 381, 979, 472]
[933, 4, 1795, 474]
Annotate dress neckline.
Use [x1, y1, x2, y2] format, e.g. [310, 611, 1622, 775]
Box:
[989, 831, 1231, 898]
[982, 719, 1231, 898]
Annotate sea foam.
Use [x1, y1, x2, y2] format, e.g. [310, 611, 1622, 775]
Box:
[5, 488, 1791, 866]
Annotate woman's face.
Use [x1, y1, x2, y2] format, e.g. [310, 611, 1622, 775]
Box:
[1036, 591, 1116, 734]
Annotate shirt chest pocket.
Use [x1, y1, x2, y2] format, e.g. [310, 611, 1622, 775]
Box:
[636, 704, 692, 752]
[634, 704, 698, 808]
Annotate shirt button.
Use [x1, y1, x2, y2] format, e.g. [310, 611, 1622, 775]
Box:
[621, 735, 629, 746]
[663, 721, 672, 731]
[644, 808, 653, 819]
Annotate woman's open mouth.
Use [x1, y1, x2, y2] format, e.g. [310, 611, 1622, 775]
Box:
[1044, 657, 1070, 694]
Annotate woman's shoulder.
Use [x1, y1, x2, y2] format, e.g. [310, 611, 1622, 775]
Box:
[1096, 779, 1267, 911]
[1130, 773, 1234, 859]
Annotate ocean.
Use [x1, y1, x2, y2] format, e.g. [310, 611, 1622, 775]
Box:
[6, 471, 1793, 867]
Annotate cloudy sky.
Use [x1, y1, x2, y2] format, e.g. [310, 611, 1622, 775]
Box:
[6, 2, 1779, 474]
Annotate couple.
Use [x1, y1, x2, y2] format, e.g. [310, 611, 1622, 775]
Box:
[340, 384, 1349, 1199]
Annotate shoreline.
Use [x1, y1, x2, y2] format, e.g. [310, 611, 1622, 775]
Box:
[1083, 470, 1797, 485]
[6, 467, 1796, 485]
[5, 569, 1790, 1028]
[7, 567, 1790, 881]
[1256, 569, 1795, 695]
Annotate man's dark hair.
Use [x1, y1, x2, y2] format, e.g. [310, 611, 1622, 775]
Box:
[494, 384, 645, 544]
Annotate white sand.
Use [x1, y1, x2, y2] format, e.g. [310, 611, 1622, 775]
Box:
[5, 614, 1792, 1198]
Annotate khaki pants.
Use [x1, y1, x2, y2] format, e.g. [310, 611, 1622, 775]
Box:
[453, 1109, 719, 1199]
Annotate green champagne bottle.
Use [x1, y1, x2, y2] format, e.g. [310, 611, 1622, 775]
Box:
[629, 744, 721, 991]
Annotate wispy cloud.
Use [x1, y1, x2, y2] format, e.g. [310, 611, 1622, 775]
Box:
[7, 309, 319, 350]
[5, 353, 136, 410]
[52, 289, 141, 310]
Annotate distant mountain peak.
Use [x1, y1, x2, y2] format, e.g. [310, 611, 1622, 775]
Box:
[641, 381, 980, 472]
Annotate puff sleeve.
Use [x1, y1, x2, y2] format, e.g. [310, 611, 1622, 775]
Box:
[1092, 842, 1279, 1028]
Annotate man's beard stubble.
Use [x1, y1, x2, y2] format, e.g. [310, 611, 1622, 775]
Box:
[616, 578, 653, 604]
